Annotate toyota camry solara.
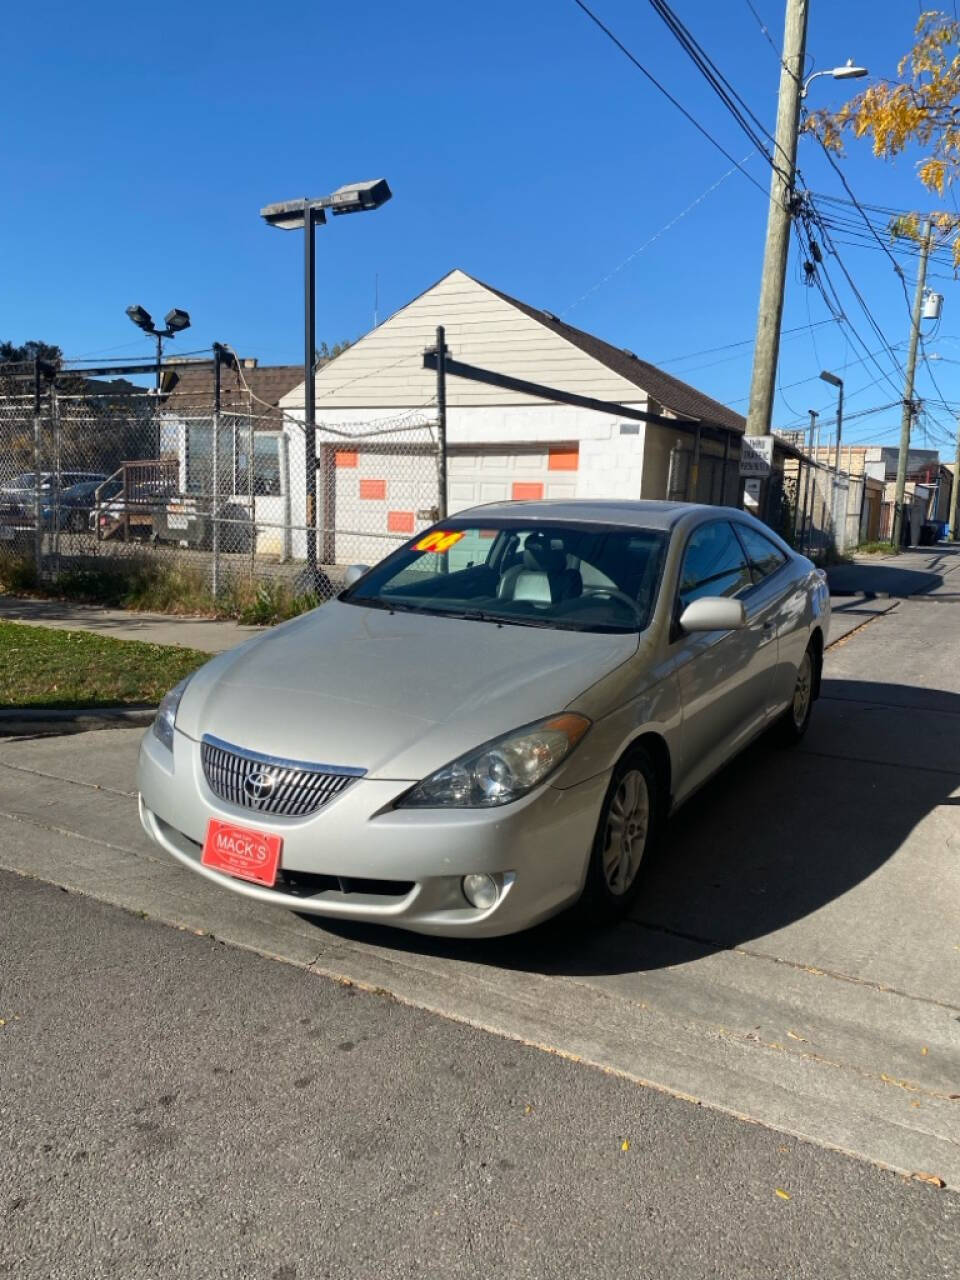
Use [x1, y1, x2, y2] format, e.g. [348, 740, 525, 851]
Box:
[138, 499, 830, 937]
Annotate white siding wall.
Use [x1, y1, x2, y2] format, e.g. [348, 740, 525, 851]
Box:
[278, 270, 647, 412]
[283, 401, 670, 562]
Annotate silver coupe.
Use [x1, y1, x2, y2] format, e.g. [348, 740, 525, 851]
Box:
[138, 500, 830, 936]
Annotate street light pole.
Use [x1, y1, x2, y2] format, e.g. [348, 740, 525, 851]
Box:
[819, 371, 843, 547]
[303, 201, 318, 578]
[949, 415, 960, 542]
[260, 179, 392, 582]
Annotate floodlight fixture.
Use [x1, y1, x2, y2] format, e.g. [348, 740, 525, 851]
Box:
[125, 304, 154, 332]
[164, 308, 191, 334]
[325, 178, 392, 216]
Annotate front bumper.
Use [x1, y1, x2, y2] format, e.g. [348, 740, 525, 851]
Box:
[137, 727, 610, 937]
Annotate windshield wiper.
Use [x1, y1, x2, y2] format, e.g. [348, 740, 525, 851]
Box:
[344, 597, 429, 615]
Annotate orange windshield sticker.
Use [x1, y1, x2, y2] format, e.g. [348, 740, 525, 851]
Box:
[413, 530, 465, 553]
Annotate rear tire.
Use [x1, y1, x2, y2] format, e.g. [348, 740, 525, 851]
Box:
[776, 641, 816, 745]
[577, 745, 660, 924]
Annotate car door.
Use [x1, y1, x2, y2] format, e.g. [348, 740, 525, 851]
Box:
[733, 522, 808, 716]
[671, 519, 779, 800]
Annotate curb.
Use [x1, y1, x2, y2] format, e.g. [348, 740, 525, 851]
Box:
[0, 706, 156, 737]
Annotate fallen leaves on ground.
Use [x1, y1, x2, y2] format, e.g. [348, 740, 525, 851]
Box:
[910, 1172, 946, 1188]
[774, 1188, 791, 1201]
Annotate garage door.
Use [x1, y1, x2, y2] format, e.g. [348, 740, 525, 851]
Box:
[447, 445, 579, 515]
[331, 445, 438, 566]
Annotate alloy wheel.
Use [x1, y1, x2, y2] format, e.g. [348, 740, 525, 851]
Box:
[792, 651, 813, 729]
[602, 769, 650, 896]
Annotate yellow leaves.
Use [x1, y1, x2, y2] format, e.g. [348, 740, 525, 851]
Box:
[921, 1046, 929, 1056]
[620, 1139, 630, 1153]
[809, 12, 960, 211]
[919, 157, 947, 195]
[523, 1103, 534, 1116]
[774, 1188, 791, 1201]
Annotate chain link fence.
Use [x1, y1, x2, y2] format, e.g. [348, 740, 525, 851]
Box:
[0, 360, 440, 605]
[2, 352, 887, 611]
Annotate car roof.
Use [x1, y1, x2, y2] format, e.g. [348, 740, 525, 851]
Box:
[449, 498, 747, 533]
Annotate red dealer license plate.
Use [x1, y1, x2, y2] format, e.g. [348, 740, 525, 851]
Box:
[201, 819, 282, 888]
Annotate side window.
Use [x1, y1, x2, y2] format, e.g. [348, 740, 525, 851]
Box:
[678, 521, 752, 611]
[736, 525, 787, 583]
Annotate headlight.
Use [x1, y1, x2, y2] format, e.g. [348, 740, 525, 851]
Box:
[152, 676, 191, 753]
[399, 713, 590, 809]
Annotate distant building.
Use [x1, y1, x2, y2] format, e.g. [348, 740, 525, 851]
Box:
[809, 444, 950, 542]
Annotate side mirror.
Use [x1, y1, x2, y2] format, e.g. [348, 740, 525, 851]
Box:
[342, 563, 370, 588]
[678, 596, 746, 633]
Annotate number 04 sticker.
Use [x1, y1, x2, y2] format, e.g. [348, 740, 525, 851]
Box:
[414, 531, 464, 553]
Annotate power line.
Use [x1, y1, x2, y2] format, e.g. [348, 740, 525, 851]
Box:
[562, 154, 752, 315]
[653, 319, 835, 367]
[742, 0, 786, 66]
[647, 0, 792, 178]
[569, 0, 773, 197]
[805, 138, 912, 316]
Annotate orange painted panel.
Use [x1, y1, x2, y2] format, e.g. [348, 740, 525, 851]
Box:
[512, 482, 544, 501]
[335, 450, 358, 468]
[359, 478, 386, 500]
[548, 448, 579, 471]
[387, 510, 415, 533]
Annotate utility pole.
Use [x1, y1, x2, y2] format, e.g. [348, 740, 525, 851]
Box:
[891, 219, 932, 548]
[745, 0, 809, 442]
[949, 414, 960, 541]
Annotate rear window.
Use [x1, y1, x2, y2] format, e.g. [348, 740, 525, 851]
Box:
[736, 524, 788, 582]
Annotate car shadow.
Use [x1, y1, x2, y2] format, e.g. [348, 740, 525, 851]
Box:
[824, 563, 942, 598]
[303, 677, 960, 978]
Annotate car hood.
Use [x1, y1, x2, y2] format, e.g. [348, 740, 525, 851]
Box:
[176, 600, 638, 779]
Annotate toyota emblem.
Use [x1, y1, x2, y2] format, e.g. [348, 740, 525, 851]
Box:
[243, 769, 277, 805]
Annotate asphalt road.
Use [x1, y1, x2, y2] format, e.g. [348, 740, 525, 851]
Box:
[1, 871, 956, 1280]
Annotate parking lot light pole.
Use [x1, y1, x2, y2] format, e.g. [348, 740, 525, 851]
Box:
[125, 305, 192, 398]
[125, 305, 192, 457]
[260, 179, 392, 581]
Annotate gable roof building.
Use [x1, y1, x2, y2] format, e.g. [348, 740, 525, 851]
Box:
[278, 270, 747, 563]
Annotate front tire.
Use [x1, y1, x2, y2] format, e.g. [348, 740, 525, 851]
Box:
[578, 745, 660, 923]
[777, 642, 816, 744]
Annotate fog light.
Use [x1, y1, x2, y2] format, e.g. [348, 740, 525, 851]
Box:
[462, 873, 499, 910]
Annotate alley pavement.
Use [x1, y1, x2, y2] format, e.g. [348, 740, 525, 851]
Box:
[2, 872, 957, 1280]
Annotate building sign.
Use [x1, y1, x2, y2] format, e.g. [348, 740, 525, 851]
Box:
[739, 435, 775, 477]
[743, 478, 762, 510]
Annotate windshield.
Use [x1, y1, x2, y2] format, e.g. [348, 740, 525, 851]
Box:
[342, 521, 668, 633]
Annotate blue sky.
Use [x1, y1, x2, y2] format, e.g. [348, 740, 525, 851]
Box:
[2, 1, 956, 451]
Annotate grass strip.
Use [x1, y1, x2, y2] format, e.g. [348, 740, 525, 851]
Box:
[0, 621, 209, 710]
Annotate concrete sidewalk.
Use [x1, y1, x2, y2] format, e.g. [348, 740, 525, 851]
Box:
[0, 593, 263, 653]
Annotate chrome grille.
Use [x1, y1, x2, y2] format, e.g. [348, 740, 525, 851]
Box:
[200, 735, 364, 817]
